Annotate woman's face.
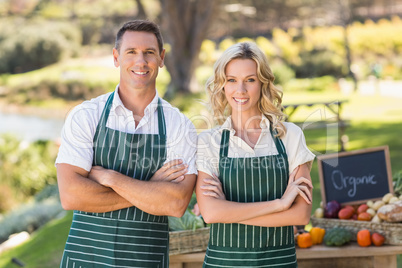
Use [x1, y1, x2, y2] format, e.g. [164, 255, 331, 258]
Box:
[224, 58, 261, 116]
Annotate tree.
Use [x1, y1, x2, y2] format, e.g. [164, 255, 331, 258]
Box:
[159, 0, 218, 97]
[134, 0, 147, 19]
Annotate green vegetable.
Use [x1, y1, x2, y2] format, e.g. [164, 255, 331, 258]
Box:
[168, 209, 205, 231]
[393, 170, 402, 195]
[323, 227, 352, 246]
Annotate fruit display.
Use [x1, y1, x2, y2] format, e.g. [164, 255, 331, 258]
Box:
[304, 191, 402, 248]
[314, 192, 402, 224]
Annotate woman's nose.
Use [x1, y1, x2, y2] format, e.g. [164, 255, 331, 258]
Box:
[236, 82, 247, 93]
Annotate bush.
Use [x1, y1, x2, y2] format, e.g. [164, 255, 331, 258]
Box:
[34, 184, 60, 203]
[0, 198, 63, 243]
[294, 49, 345, 78]
[0, 135, 58, 211]
[8, 79, 113, 104]
[270, 61, 295, 86]
[284, 76, 338, 92]
[0, 18, 81, 74]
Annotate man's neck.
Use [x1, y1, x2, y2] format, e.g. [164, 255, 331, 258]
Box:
[118, 86, 156, 118]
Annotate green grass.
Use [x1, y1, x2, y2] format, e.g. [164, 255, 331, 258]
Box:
[0, 211, 72, 268]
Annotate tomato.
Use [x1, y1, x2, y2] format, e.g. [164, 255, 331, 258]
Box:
[343, 205, 355, 213]
[338, 207, 354, 219]
[357, 204, 369, 214]
[357, 212, 372, 221]
[371, 233, 385, 246]
[357, 229, 371, 247]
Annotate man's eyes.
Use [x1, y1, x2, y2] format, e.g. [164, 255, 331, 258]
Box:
[127, 51, 155, 55]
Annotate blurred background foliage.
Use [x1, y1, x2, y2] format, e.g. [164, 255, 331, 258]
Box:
[0, 135, 58, 212]
[2, 17, 402, 104]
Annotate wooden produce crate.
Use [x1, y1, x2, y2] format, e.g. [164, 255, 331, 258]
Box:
[169, 227, 210, 255]
[311, 216, 402, 245]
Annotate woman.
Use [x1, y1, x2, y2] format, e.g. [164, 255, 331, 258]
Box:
[196, 42, 315, 267]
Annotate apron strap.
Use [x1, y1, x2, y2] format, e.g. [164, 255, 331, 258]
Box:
[93, 91, 114, 142]
[157, 98, 166, 137]
[269, 123, 286, 155]
[219, 129, 230, 158]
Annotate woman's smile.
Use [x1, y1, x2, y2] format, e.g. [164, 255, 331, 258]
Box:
[233, 97, 249, 104]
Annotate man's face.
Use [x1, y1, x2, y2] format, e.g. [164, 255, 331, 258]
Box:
[113, 31, 165, 92]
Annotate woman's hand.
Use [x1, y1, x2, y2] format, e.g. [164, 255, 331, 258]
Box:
[279, 166, 313, 211]
[150, 159, 188, 183]
[200, 174, 226, 200]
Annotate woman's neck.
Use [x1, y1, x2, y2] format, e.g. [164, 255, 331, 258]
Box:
[230, 110, 262, 132]
[230, 111, 262, 149]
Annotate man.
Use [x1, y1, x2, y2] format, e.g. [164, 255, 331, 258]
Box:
[56, 20, 197, 267]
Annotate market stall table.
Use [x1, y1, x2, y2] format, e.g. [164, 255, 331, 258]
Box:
[169, 243, 402, 268]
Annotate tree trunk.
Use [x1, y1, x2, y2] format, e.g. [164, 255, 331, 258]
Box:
[159, 0, 218, 99]
[338, 0, 358, 91]
[135, 0, 147, 19]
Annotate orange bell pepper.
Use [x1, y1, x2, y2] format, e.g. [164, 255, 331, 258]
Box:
[297, 233, 313, 248]
[310, 227, 326, 245]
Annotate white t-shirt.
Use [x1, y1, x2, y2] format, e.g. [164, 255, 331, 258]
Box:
[197, 115, 315, 177]
[56, 85, 197, 175]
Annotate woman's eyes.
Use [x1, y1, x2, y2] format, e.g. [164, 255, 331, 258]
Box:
[226, 78, 255, 82]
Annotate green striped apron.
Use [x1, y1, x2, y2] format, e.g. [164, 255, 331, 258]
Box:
[60, 92, 169, 268]
[203, 127, 297, 267]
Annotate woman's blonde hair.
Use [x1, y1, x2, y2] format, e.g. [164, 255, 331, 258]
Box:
[206, 42, 286, 137]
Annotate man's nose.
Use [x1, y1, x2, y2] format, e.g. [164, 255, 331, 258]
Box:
[135, 52, 147, 65]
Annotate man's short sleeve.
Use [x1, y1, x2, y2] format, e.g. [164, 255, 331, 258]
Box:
[55, 102, 99, 171]
[165, 110, 198, 175]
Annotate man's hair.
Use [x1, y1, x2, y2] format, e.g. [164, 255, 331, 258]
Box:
[115, 20, 164, 54]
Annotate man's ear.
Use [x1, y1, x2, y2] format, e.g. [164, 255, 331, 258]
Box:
[113, 48, 120, 67]
[159, 48, 166, 68]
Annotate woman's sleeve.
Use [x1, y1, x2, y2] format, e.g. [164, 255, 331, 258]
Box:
[196, 130, 220, 177]
[283, 123, 316, 173]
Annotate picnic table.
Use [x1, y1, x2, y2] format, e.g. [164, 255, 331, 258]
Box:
[282, 100, 349, 151]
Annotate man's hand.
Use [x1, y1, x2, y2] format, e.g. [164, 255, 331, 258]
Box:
[150, 159, 188, 183]
[88, 166, 115, 187]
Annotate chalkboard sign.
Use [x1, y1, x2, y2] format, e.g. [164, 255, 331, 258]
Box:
[317, 146, 393, 205]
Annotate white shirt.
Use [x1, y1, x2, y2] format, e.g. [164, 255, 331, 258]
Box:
[196, 115, 315, 177]
[56, 85, 197, 174]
